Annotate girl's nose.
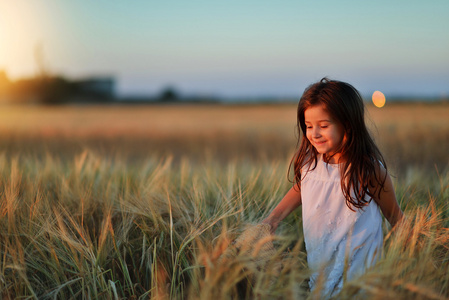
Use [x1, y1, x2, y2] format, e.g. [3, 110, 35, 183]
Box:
[312, 127, 321, 138]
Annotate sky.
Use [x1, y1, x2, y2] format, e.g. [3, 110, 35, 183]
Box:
[0, 0, 448, 99]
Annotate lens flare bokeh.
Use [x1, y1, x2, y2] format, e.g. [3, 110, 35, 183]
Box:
[372, 91, 386, 108]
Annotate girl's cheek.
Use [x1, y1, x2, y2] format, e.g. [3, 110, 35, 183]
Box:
[306, 133, 313, 143]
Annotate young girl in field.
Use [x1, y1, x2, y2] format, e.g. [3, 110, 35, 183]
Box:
[263, 78, 403, 297]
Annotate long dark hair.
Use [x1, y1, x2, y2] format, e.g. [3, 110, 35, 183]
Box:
[291, 77, 387, 210]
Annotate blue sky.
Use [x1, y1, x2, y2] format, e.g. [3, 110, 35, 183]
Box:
[0, 0, 448, 98]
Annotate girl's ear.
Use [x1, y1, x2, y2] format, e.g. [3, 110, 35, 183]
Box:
[345, 125, 351, 138]
[343, 128, 350, 145]
[343, 133, 348, 146]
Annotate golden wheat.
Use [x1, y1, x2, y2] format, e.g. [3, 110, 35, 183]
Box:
[0, 103, 448, 299]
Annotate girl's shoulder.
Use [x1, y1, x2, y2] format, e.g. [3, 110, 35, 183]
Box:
[366, 157, 389, 198]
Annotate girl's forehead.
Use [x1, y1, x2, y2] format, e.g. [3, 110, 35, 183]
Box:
[304, 104, 332, 121]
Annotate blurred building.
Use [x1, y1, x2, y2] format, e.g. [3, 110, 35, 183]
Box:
[72, 77, 115, 101]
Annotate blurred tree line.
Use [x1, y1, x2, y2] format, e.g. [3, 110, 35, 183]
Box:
[0, 70, 115, 105]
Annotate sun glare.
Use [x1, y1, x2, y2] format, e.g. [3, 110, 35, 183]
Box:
[0, 2, 44, 78]
[372, 91, 386, 108]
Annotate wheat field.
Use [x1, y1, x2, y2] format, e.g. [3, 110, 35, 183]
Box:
[0, 102, 448, 299]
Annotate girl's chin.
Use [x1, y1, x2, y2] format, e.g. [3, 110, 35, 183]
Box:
[313, 147, 329, 154]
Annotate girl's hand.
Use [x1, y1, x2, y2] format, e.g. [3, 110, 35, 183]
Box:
[262, 185, 302, 234]
[261, 217, 279, 234]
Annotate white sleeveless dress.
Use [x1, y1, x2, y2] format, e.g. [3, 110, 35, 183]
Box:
[301, 155, 383, 297]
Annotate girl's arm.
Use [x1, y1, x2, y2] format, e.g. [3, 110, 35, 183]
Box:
[262, 185, 302, 232]
[371, 166, 404, 228]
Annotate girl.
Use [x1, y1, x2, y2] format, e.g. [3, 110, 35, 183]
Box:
[263, 78, 403, 297]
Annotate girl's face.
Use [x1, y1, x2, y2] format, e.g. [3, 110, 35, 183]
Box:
[304, 104, 345, 164]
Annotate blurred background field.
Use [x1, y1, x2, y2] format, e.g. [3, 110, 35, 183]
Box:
[1, 102, 448, 175]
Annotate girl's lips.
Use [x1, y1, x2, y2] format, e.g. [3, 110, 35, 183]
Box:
[314, 140, 326, 145]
